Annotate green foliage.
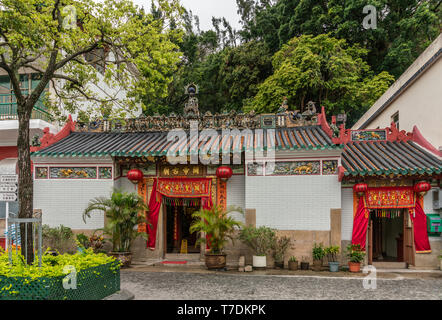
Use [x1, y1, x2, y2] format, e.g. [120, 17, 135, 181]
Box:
[83, 190, 148, 253]
[324, 245, 340, 262]
[312, 242, 326, 261]
[189, 205, 244, 254]
[272, 235, 294, 263]
[42, 225, 75, 254]
[239, 226, 276, 256]
[288, 256, 297, 262]
[346, 244, 366, 263]
[246, 34, 395, 124]
[240, 0, 441, 78]
[0, 248, 118, 279]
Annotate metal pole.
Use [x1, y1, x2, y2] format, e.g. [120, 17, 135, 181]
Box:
[5, 202, 8, 249]
[38, 222, 42, 268]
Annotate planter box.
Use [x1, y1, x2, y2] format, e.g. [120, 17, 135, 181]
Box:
[0, 261, 120, 300]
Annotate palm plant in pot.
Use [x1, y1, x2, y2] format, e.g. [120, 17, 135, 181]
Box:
[346, 244, 366, 272]
[83, 190, 148, 267]
[312, 243, 325, 271]
[239, 226, 275, 269]
[272, 235, 294, 269]
[325, 245, 340, 272]
[189, 205, 243, 270]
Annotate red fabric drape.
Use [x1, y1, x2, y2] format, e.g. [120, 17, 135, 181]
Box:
[411, 200, 431, 253]
[147, 178, 162, 250]
[351, 197, 369, 251]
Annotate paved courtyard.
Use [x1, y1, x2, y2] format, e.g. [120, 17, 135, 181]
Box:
[120, 269, 442, 300]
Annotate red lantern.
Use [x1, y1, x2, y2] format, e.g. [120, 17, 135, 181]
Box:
[127, 168, 143, 184]
[414, 181, 431, 196]
[216, 166, 233, 181]
[353, 183, 368, 196]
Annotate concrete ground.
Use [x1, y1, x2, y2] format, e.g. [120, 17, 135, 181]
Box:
[120, 265, 442, 300]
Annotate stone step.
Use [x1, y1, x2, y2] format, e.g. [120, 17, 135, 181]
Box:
[164, 253, 202, 261]
[372, 261, 407, 269]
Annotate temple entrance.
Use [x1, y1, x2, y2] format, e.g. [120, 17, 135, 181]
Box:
[368, 209, 415, 266]
[164, 200, 201, 254]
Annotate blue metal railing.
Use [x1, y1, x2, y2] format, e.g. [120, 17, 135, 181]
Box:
[0, 94, 52, 122]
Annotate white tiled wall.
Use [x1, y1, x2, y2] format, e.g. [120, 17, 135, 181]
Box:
[34, 179, 114, 229]
[114, 177, 137, 194]
[227, 175, 245, 223]
[245, 175, 341, 230]
[341, 188, 354, 240]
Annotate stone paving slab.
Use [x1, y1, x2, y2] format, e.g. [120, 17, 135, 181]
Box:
[120, 270, 442, 300]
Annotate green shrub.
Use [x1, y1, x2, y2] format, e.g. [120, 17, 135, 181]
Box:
[288, 256, 297, 262]
[0, 248, 119, 279]
[325, 245, 340, 262]
[272, 236, 294, 263]
[312, 243, 325, 261]
[239, 226, 276, 256]
[42, 225, 75, 254]
[346, 244, 365, 263]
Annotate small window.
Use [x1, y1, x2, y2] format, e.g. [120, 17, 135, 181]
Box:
[391, 112, 399, 129]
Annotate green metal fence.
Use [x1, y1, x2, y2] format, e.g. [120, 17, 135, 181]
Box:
[0, 94, 52, 122]
[0, 261, 120, 300]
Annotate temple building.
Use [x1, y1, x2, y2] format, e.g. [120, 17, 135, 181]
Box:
[30, 86, 442, 269]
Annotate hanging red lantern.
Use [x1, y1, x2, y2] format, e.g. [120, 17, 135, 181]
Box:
[216, 166, 233, 181]
[127, 168, 143, 184]
[353, 183, 368, 196]
[414, 181, 431, 196]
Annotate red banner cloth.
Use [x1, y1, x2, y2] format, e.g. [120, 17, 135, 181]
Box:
[411, 201, 431, 253]
[351, 197, 369, 251]
[147, 178, 162, 250]
[366, 187, 414, 209]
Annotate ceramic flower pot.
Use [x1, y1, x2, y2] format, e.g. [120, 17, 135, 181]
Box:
[348, 261, 361, 272]
[253, 255, 267, 269]
[109, 252, 132, 268]
[205, 253, 227, 270]
[328, 262, 340, 272]
[300, 262, 309, 270]
[312, 259, 322, 271]
[288, 261, 298, 271]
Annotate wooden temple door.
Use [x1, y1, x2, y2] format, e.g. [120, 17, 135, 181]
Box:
[368, 218, 373, 264]
[404, 210, 415, 266]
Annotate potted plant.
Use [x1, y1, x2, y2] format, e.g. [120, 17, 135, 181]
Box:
[83, 190, 149, 267]
[312, 243, 325, 271]
[325, 245, 340, 272]
[288, 256, 298, 271]
[300, 256, 309, 270]
[190, 205, 243, 270]
[272, 235, 293, 269]
[346, 244, 366, 272]
[239, 226, 275, 269]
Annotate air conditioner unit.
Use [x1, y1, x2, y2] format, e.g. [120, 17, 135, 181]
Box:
[433, 189, 442, 210]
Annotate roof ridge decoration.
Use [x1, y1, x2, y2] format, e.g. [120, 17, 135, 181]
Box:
[30, 115, 76, 152]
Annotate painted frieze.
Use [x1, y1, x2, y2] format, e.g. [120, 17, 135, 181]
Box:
[98, 167, 113, 179]
[35, 167, 48, 179]
[247, 162, 264, 176]
[49, 167, 97, 179]
[265, 161, 320, 176]
[351, 130, 386, 141]
[322, 160, 338, 175]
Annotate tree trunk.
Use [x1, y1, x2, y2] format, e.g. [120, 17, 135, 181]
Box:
[17, 103, 34, 265]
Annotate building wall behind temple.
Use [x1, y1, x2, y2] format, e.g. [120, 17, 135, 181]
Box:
[245, 175, 341, 230]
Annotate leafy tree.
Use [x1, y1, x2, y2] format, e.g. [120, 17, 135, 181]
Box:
[245, 34, 395, 124]
[242, 0, 441, 77]
[0, 0, 183, 263]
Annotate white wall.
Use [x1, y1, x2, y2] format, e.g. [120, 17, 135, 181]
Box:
[32, 156, 115, 230]
[341, 188, 354, 241]
[227, 175, 245, 223]
[245, 175, 341, 230]
[114, 177, 138, 194]
[34, 179, 114, 229]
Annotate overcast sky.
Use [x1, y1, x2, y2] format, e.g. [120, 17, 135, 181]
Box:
[131, 0, 242, 31]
